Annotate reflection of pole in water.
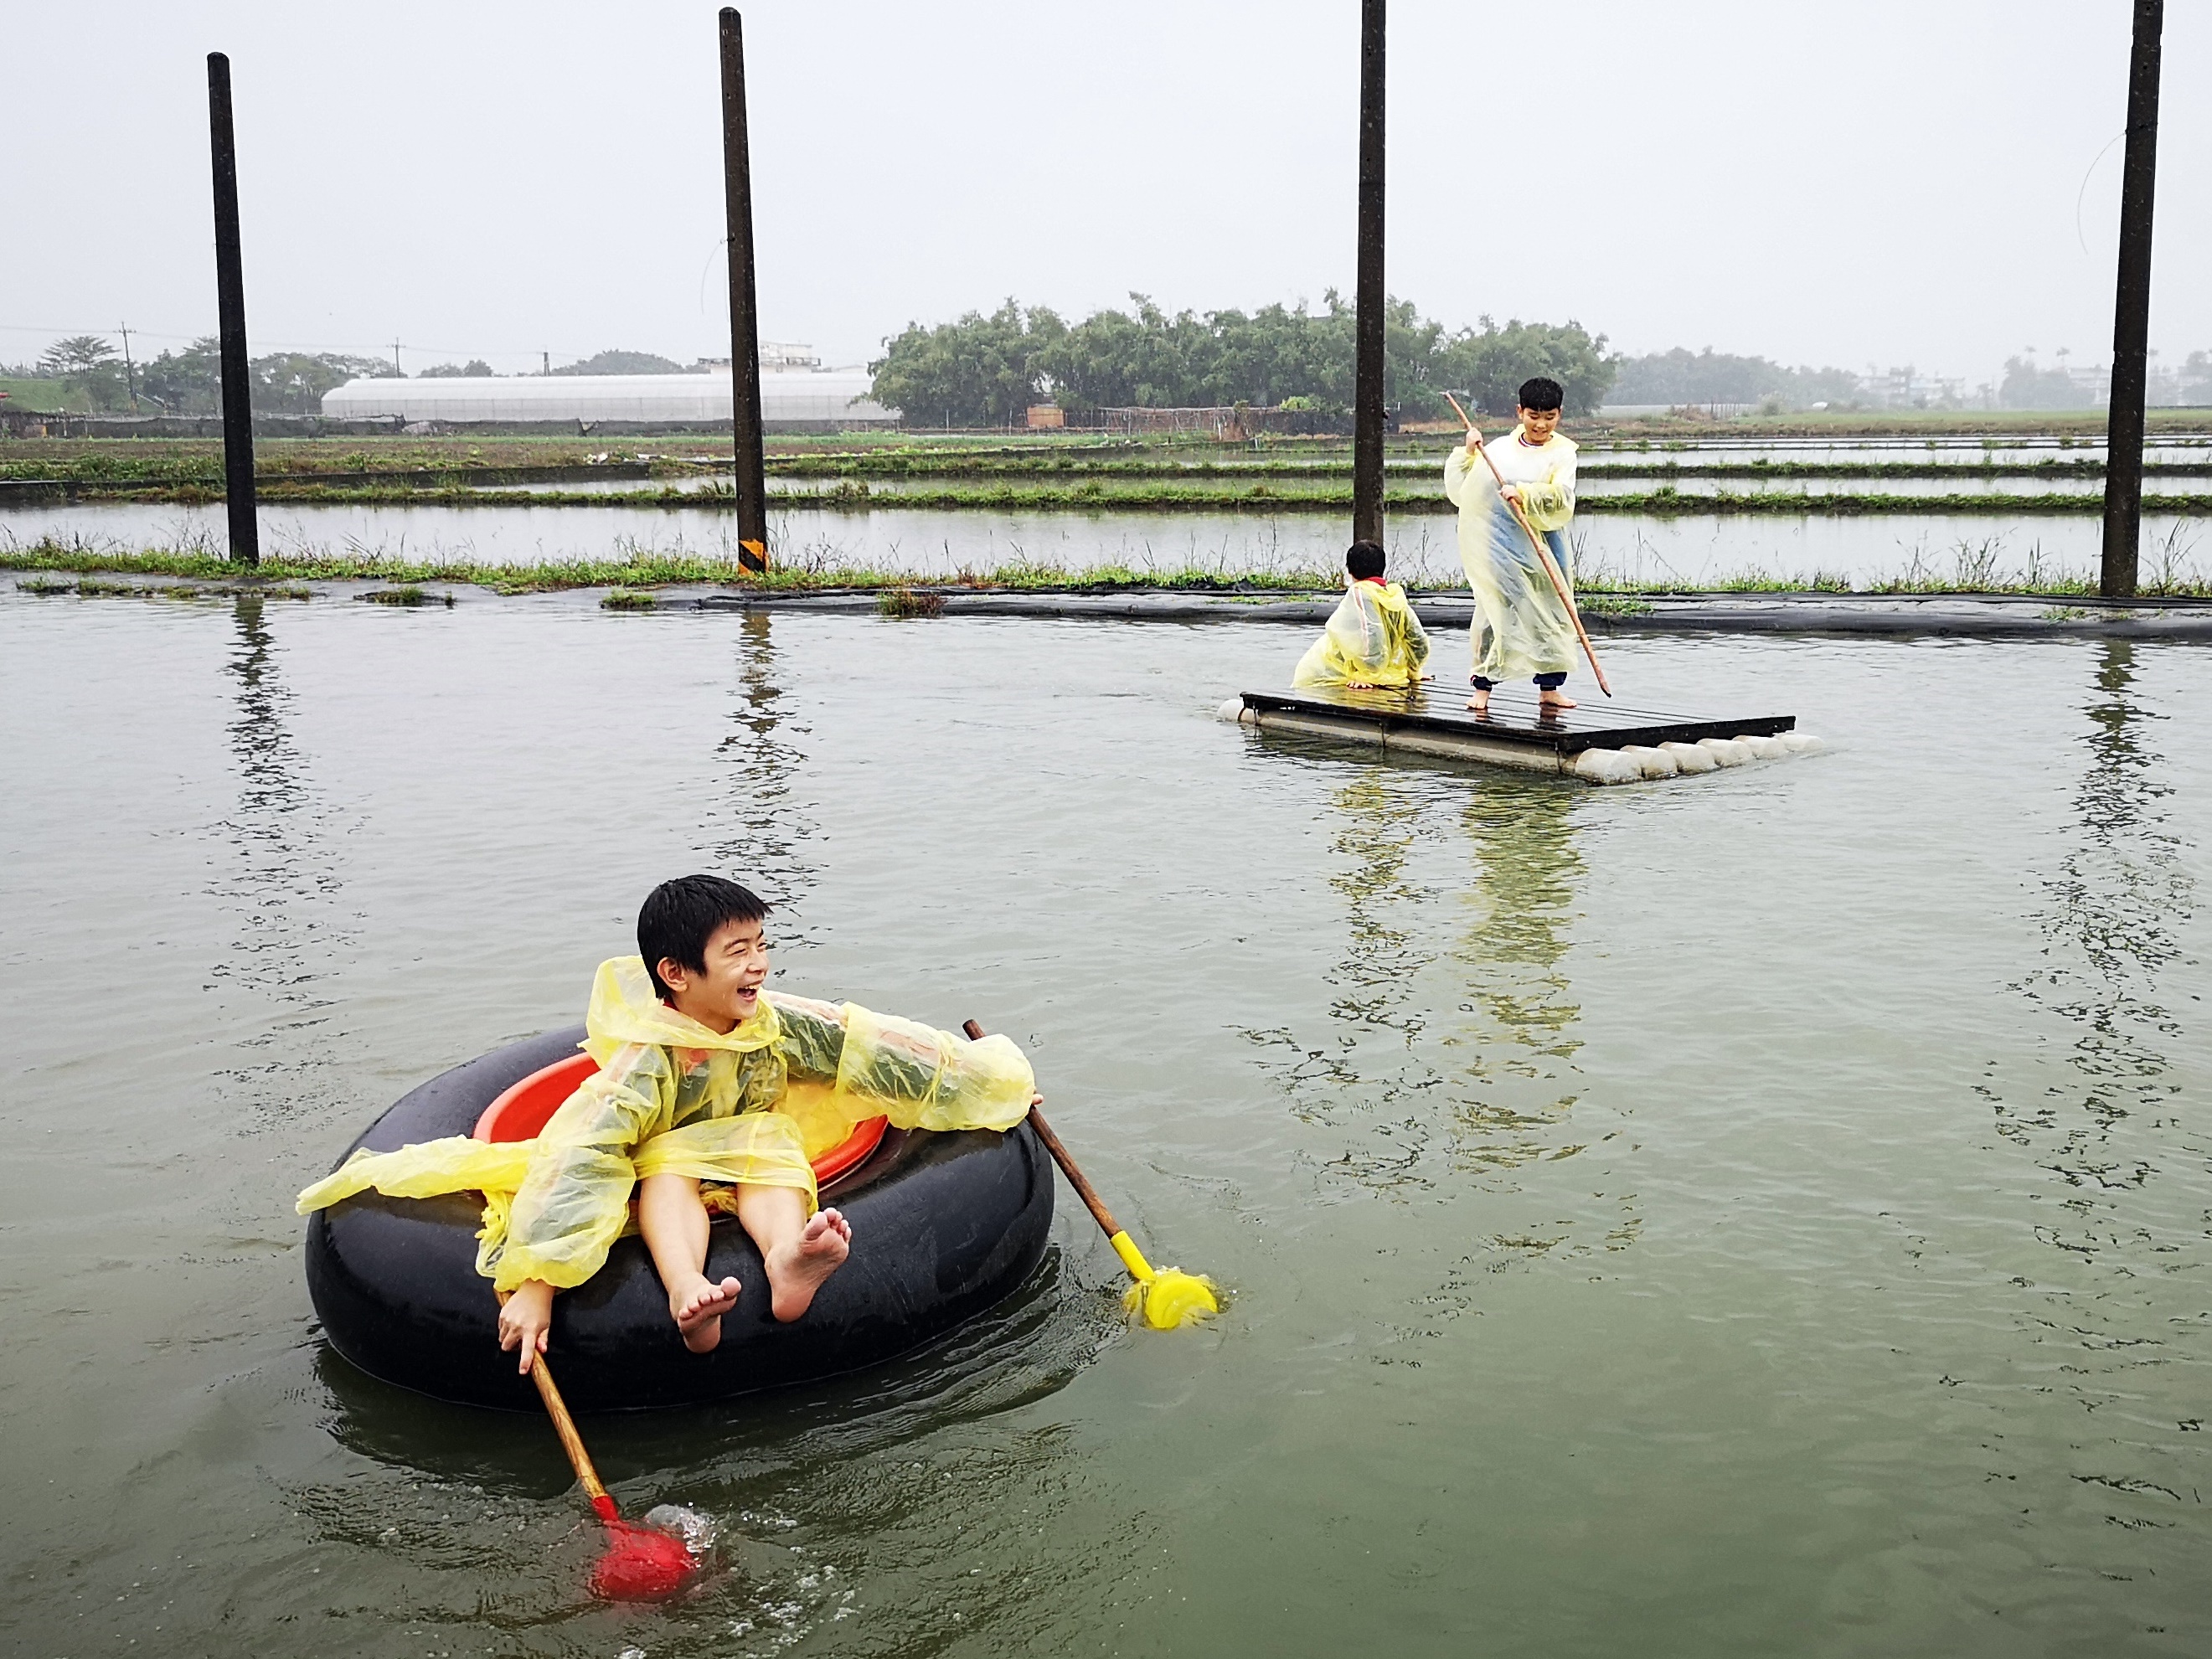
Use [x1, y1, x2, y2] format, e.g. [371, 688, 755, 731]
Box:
[1447, 780, 1585, 1173]
[2008, 640, 2192, 1207]
[214, 595, 343, 1124]
[704, 611, 817, 935]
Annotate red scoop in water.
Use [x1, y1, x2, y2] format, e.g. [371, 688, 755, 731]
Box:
[586, 1501, 698, 1600]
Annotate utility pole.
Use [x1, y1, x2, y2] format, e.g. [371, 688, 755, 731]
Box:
[391, 338, 403, 378]
[2101, 0, 2163, 599]
[119, 323, 138, 412]
[719, 7, 770, 573]
[1352, 0, 1386, 546]
[207, 51, 259, 566]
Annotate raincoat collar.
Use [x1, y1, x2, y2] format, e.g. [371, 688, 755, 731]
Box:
[1364, 579, 1411, 611]
[584, 955, 783, 1056]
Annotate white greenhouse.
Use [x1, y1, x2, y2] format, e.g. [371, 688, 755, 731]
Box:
[320, 367, 894, 428]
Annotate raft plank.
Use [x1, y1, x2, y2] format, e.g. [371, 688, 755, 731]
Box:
[1239, 685, 1794, 755]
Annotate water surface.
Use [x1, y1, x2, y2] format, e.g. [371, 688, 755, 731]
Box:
[3, 590, 2210, 1656]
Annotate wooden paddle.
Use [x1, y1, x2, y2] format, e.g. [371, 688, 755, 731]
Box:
[962, 1019, 1217, 1329]
[1442, 390, 1611, 698]
[497, 1309, 697, 1600]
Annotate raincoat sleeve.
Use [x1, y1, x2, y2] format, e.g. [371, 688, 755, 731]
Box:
[492, 1041, 673, 1292]
[1517, 449, 1577, 533]
[834, 1004, 1034, 1133]
[295, 1137, 535, 1214]
[1402, 602, 1431, 672]
[769, 992, 848, 1084]
[1443, 446, 1485, 508]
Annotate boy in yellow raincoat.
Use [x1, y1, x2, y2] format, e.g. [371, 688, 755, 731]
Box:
[1292, 539, 1432, 691]
[1443, 375, 1579, 714]
[296, 875, 1037, 1372]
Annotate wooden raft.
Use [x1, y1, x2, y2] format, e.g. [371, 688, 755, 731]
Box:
[1234, 686, 1802, 783]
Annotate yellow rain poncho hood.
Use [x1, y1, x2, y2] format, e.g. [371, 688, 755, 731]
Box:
[297, 957, 1036, 1293]
[1445, 430, 1580, 683]
[1292, 579, 1431, 689]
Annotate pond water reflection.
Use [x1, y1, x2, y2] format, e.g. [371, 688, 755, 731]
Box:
[2, 595, 2209, 1656]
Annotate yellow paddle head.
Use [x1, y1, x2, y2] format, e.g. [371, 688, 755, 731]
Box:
[1108, 1229, 1219, 1330]
[1125, 1267, 1220, 1330]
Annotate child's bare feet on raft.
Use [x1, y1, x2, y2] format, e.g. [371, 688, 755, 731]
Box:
[766, 1208, 851, 1322]
[1466, 688, 1490, 714]
[671, 1275, 744, 1353]
[1539, 690, 1578, 710]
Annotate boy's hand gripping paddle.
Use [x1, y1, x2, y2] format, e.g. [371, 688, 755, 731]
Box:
[528, 1346, 698, 1600]
[963, 1019, 1218, 1330]
[1443, 389, 1612, 698]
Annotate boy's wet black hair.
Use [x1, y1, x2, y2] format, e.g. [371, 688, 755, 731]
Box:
[1345, 540, 1387, 580]
[1518, 377, 1565, 412]
[638, 874, 771, 998]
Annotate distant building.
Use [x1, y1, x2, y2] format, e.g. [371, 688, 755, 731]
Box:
[322, 349, 895, 429]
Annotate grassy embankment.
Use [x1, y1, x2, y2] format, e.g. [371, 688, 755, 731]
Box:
[8, 527, 2209, 601]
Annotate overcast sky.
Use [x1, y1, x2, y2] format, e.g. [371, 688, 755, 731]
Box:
[4, 1, 2204, 386]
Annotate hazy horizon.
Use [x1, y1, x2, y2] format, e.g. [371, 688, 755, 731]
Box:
[4, 1, 2204, 389]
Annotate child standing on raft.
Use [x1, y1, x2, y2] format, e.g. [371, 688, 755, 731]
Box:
[1444, 375, 1579, 714]
[1293, 538, 1432, 691]
[296, 874, 1038, 1373]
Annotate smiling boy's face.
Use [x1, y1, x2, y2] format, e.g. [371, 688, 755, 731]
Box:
[1518, 404, 1561, 442]
[658, 916, 770, 1033]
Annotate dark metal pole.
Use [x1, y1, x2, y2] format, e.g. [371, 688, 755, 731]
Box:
[207, 52, 258, 567]
[719, 8, 769, 573]
[2101, 0, 2163, 600]
[1352, 0, 1386, 545]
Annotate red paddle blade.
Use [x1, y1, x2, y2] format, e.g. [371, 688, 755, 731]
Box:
[588, 1520, 697, 1601]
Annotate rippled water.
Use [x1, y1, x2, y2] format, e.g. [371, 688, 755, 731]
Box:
[6, 499, 2204, 591]
[3, 590, 2210, 1656]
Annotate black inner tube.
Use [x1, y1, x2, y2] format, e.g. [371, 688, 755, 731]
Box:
[305, 1026, 1054, 1411]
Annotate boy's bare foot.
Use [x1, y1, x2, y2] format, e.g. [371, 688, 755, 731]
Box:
[1465, 689, 1490, 714]
[1538, 691, 1579, 710]
[766, 1208, 851, 1322]
[670, 1274, 744, 1353]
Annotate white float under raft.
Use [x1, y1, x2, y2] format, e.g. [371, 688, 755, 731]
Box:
[1220, 686, 1822, 784]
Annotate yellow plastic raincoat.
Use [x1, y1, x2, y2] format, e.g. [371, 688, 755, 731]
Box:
[296, 956, 1035, 1293]
[1443, 429, 1580, 682]
[1292, 579, 1431, 688]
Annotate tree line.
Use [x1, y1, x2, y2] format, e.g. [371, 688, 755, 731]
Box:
[12, 335, 389, 416]
[868, 296, 1615, 428]
[8, 339, 698, 416]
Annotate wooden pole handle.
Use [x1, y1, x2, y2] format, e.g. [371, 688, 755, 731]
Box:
[530, 1356, 611, 1510]
[962, 1018, 1123, 1241]
[1442, 391, 1611, 696]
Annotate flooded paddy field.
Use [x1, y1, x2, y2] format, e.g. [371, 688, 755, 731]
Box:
[3, 589, 2209, 1657]
[6, 496, 2205, 593]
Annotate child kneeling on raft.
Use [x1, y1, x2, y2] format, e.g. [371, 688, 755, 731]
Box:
[1292, 538, 1432, 691]
[296, 874, 1038, 1372]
